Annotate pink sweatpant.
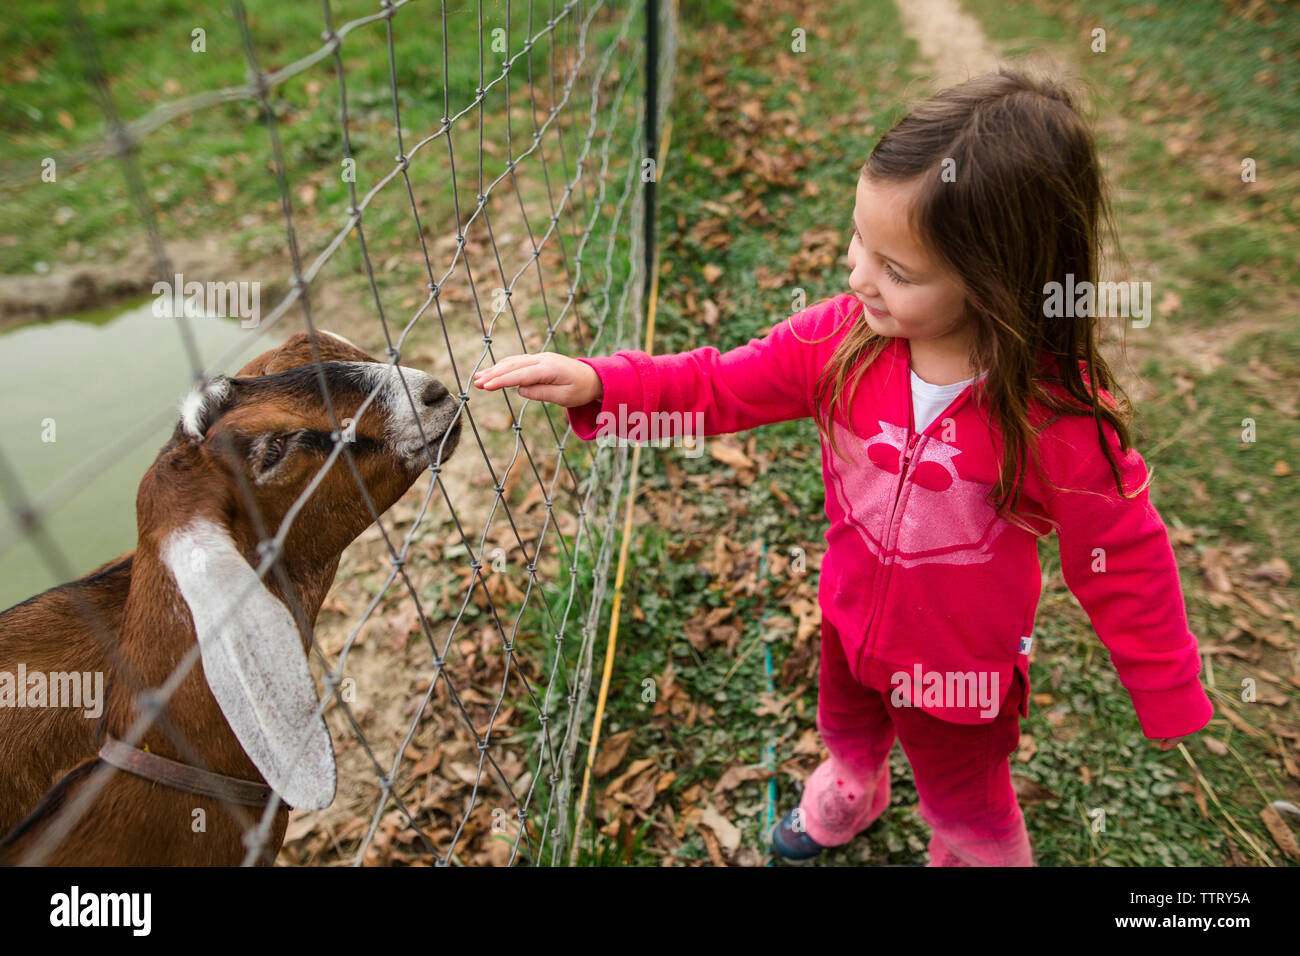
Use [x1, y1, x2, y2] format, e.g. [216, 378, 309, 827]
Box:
[798, 617, 1034, 866]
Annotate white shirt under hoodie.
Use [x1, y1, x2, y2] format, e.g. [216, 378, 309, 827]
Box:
[910, 366, 988, 434]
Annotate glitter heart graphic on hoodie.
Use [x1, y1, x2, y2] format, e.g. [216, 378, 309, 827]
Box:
[826, 419, 1006, 568]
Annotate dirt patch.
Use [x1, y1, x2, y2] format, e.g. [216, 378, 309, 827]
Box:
[0, 236, 295, 331]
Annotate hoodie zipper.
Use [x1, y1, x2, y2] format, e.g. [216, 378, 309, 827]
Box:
[850, 339, 988, 682]
[887, 432, 920, 535]
[880, 430, 920, 569]
[856, 428, 919, 678]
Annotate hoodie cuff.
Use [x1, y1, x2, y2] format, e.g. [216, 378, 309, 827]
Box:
[566, 352, 656, 441]
[1128, 679, 1215, 740]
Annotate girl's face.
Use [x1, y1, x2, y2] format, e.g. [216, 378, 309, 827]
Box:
[846, 174, 971, 347]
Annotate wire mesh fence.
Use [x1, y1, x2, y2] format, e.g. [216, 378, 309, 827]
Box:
[0, 0, 677, 865]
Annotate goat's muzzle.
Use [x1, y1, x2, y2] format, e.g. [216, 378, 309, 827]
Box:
[376, 366, 463, 465]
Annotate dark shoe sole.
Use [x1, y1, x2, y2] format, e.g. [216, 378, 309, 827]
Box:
[769, 808, 827, 863]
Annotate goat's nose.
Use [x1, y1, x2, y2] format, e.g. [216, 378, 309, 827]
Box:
[420, 380, 450, 406]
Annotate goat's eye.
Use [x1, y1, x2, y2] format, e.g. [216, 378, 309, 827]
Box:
[259, 434, 289, 470]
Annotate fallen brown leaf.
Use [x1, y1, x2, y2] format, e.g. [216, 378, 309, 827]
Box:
[1016, 733, 1037, 763]
[713, 764, 774, 795]
[1192, 777, 1208, 818]
[593, 728, 636, 777]
[755, 690, 794, 718]
[1248, 557, 1291, 584]
[1202, 736, 1229, 756]
[1218, 704, 1265, 738]
[1200, 547, 1234, 593]
[697, 803, 740, 853]
[699, 826, 727, 866]
[709, 437, 755, 471]
[604, 757, 656, 797]
[1011, 773, 1059, 803]
[1260, 804, 1300, 860]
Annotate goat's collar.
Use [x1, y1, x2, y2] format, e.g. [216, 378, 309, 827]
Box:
[97, 736, 274, 808]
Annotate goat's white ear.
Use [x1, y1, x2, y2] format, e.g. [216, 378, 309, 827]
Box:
[162, 519, 336, 810]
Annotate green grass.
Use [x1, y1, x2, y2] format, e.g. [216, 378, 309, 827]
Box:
[964, 0, 1299, 321]
[0, 0, 635, 287]
[1136, 327, 1300, 572]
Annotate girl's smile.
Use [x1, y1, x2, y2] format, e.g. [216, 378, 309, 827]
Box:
[855, 294, 890, 318]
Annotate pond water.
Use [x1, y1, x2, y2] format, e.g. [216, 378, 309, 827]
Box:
[0, 300, 285, 610]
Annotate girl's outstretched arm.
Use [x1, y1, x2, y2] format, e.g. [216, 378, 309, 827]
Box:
[474, 297, 848, 442]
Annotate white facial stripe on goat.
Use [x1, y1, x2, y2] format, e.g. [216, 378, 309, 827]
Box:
[178, 378, 231, 441]
[161, 518, 336, 810]
[348, 361, 457, 459]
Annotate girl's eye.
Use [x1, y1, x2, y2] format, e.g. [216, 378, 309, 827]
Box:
[884, 263, 909, 285]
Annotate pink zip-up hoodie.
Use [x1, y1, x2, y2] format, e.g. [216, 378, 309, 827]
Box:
[566, 293, 1214, 738]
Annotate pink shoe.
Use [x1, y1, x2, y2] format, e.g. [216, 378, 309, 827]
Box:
[798, 757, 889, 848]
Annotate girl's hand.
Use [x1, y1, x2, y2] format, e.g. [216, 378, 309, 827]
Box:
[471, 352, 602, 407]
[1156, 734, 1191, 751]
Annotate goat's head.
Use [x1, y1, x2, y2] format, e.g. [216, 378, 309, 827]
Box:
[150, 329, 463, 553]
[131, 330, 462, 810]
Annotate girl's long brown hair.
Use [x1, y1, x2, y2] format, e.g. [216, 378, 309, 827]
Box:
[798, 68, 1147, 533]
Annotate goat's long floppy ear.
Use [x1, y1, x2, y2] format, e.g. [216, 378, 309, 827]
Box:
[162, 518, 336, 810]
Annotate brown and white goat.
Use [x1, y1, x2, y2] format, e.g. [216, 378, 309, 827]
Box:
[0, 330, 462, 864]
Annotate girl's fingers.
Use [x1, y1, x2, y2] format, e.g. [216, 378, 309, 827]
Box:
[480, 371, 524, 389]
[477, 365, 548, 390]
[473, 353, 544, 388]
[474, 354, 572, 391]
[472, 365, 513, 388]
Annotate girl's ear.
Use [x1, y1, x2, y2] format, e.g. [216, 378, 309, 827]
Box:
[162, 517, 337, 811]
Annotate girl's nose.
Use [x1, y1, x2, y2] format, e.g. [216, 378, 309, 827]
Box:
[848, 239, 874, 294]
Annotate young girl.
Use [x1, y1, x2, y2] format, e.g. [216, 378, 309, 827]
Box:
[471, 70, 1213, 867]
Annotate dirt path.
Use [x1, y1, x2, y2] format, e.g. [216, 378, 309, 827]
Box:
[893, 0, 1002, 90]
